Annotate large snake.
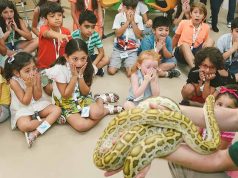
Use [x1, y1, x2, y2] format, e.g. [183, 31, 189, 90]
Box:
[93, 95, 220, 178]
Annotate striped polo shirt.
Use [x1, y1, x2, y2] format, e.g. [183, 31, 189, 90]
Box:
[71, 29, 103, 56]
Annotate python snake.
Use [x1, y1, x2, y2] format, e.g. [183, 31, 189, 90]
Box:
[93, 95, 220, 178]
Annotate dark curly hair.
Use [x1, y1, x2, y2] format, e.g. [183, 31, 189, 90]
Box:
[194, 47, 224, 70]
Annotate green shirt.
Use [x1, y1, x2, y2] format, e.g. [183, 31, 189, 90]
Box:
[71, 30, 103, 56]
[229, 141, 238, 166]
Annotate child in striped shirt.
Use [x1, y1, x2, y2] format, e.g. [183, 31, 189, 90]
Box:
[71, 10, 108, 77]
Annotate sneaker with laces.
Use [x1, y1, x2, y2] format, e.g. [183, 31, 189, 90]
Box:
[96, 68, 104, 77]
[57, 115, 67, 124]
[168, 69, 181, 78]
[227, 22, 231, 28]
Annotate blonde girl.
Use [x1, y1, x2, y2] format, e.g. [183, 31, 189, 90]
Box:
[124, 50, 160, 109]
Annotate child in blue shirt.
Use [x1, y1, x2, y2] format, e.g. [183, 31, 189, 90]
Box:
[140, 16, 180, 78]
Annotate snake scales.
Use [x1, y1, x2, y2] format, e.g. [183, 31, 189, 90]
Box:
[93, 95, 221, 178]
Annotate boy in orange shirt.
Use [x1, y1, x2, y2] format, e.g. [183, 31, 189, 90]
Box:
[172, 2, 214, 69]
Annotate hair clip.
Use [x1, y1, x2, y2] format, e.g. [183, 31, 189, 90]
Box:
[219, 86, 238, 99]
[8, 56, 15, 64]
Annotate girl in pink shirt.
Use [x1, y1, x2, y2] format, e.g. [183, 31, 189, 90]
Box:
[202, 84, 238, 178]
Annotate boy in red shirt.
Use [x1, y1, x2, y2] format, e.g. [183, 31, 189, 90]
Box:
[38, 2, 71, 69]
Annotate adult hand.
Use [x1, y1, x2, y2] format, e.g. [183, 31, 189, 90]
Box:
[104, 164, 151, 178]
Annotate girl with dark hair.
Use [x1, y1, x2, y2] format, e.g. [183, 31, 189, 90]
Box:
[31, 0, 60, 36]
[44, 39, 123, 132]
[180, 47, 236, 107]
[3, 52, 61, 148]
[0, 0, 38, 55]
[69, 0, 103, 37]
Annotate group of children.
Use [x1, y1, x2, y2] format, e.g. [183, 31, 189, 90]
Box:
[0, 0, 238, 176]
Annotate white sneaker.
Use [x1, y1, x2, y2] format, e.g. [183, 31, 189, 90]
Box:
[227, 22, 231, 28]
[207, 17, 212, 24]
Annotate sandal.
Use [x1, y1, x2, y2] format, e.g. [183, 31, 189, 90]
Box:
[104, 104, 124, 115]
[57, 115, 67, 124]
[25, 132, 37, 148]
[94, 93, 119, 103]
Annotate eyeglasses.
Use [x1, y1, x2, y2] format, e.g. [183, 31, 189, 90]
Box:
[200, 64, 216, 70]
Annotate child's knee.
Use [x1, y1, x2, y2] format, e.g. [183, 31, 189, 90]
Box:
[52, 106, 62, 117]
[18, 122, 36, 132]
[180, 43, 190, 51]
[90, 107, 104, 120]
[123, 101, 135, 110]
[107, 67, 117, 75]
[181, 84, 195, 99]
[102, 56, 109, 65]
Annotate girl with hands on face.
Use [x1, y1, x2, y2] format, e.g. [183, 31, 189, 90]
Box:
[180, 47, 237, 107]
[4, 52, 61, 148]
[124, 50, 160, 109]
[0, 0, 38, 55]
[44, 39, 122, 132]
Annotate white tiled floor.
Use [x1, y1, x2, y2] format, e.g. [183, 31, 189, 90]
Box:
[0, 1, 237, 178]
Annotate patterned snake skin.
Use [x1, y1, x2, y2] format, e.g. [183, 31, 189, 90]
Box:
[93, 95, 220, 178]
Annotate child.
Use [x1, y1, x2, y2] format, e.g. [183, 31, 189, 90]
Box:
[124, 50, 160, 109]
[118, 0, 152, 35]
[0, 66, 10, 123]
[180, 47, 236, 107]
[217, 17, 238, 75]
[38, 1, 71, 69]
[207, 85, 238, 150]
[172, 2, 213, 69]
[71, 10, 108, 77]
[31, 0, 60, 37]
[69, 0, 103, 37]
[108, 0, 144, 77]
[44, 39, 123, 132]
[173, 0, 192, 31]
[140, 16, 181, 78]
[0, 0, 38, 56]
[3, 52, 61, 147]
[0, 38, 7, 56]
